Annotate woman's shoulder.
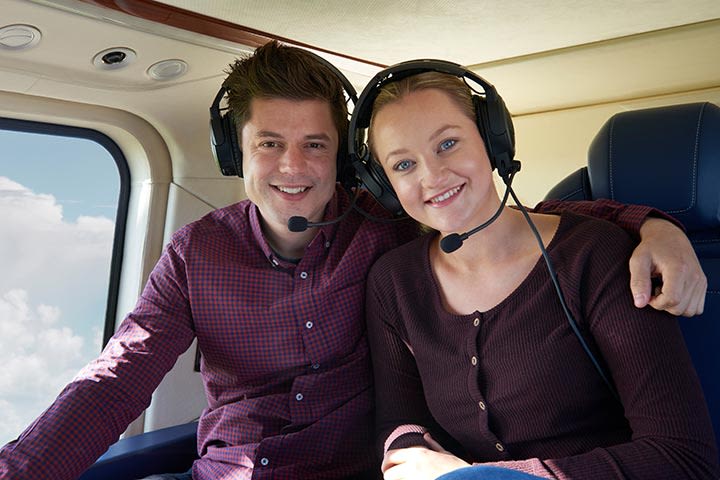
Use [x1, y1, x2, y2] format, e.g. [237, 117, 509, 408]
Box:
[554, 210, 635, 252]
[549, 211, 637, 286]
[369, 232, 434, 283]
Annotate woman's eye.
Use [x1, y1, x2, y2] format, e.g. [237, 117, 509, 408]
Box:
[439, 139, 456, 152]
[394, 160, 414, 171]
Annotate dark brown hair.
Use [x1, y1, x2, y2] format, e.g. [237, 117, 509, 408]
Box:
[224, 41, 349, 149]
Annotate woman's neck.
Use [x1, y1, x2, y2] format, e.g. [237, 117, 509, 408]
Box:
[430, 208, 560, 314]
[435, 207, 528, 267]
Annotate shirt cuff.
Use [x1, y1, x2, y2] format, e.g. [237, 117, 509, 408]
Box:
[384, 424, 428, 454]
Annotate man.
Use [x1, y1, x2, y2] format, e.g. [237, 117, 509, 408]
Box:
[0, 41, 706, 480]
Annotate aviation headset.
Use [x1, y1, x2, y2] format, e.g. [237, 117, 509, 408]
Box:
[209, 50, 359, 187]
[348, 59, 520, 216]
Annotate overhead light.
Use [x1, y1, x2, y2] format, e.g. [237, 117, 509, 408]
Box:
[0, 24, 42, 50]
[147, 59, 188, 81]
[93, 47, 137, 70]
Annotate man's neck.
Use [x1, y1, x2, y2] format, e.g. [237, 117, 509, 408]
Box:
[262, 219, 316, 260]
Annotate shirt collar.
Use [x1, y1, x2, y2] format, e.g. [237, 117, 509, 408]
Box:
[249, 185, 342, 268]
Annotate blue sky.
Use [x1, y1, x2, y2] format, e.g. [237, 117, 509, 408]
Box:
[0, 129, 119, 222]
[0, 127, 120, 445]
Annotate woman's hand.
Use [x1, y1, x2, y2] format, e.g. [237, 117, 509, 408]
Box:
[381, 433, 470, 480]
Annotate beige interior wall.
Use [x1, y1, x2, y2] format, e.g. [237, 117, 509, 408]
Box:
[506, 86, 720, 207]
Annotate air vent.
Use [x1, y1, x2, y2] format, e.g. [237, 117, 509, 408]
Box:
[147, 59, 188, 81]
[0, 24, 42, 50]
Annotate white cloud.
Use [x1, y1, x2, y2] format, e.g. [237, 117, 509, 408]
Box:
[0, 178, 109, 445]
[0, 177, 114, 297]
[0, 289, 91, 444]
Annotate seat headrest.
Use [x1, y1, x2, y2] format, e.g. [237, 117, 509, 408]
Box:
[587, 102, 720, 231]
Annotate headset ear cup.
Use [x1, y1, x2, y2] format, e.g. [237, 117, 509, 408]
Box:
[209, 86, 240, 177]
[473, 95, 496, 171]
[336, 133, 351, 188]
[489, 94, 515, 160]
[226, 115, 243, 177]
[473, 93, 516, 178]
[352, 149, 404, 216]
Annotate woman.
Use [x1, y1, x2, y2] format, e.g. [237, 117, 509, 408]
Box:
[361, 65, 718, 479]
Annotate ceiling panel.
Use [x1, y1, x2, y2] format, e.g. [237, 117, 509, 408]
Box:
[155, 0, 720, 65]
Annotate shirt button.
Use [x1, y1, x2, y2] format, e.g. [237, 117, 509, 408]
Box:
[473, 317, 480, 327]
[495, 442, 504, 452]
[471, 356, 478, 366]
[271, 258, 279, 266]
[311, 363, 320, 370]
[325, 241, 331, 248]
[478, 401, 486, 410]
[295, 393, 304, 401]
[260, 457, 269, 466]
[306, 321, 314, 329]
[300, 271, 308, 279]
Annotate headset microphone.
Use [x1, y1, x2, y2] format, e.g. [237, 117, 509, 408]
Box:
[287, 188, 361, 232]
[439, 233, 464, 254]
[288, 216, 344, 232]
[287, 216, 312, 232]
[439, 173, 514, 253]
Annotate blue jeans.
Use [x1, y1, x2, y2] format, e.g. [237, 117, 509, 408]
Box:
[436, 465, 545, 479]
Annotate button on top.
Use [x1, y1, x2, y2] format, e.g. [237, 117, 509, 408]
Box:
[300, 271, 308, 279]
[305, 321, 314, 329]
[471, 356, 478, 366]
[260, 457, 269, 466]
[295, 393, 304, 401]
[495, 442, 504, 452]
[324, 241, 331, 248]
[478, 401, 486, 410]
[473, 317, 480, 327]
[311, 363, 320, 370]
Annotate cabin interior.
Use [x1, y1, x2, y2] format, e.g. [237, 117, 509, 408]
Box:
[1, 0, 719, 457]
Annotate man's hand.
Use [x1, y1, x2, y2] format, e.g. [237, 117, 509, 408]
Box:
[381, 434, 469, 480]
[630, 218, 706, 316]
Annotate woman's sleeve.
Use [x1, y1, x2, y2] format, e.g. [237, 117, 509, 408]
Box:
[365, 261, 437, 456]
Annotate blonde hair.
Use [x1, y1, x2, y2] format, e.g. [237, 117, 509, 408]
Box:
[368, 71, 475, 159]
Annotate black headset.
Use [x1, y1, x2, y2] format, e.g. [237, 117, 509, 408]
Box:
[348, 59, 520, 216]
[209, 50, 359, 187]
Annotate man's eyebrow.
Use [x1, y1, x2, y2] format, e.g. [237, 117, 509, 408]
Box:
[304, 133, 332, 141]
[255, 130, 283, 138]
[253, 132, 333, 142]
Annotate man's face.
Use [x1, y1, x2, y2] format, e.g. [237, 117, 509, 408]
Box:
[241, 97, 339, 241]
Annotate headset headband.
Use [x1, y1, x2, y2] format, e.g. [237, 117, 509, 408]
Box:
[349, 59, 497, 134]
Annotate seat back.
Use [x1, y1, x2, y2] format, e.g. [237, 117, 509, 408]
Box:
[544, 102, 720, 448]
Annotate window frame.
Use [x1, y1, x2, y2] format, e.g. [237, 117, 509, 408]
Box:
[0, 116, 131, 349]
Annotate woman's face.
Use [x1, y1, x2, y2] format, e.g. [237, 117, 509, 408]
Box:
[371, 88, 499, 235]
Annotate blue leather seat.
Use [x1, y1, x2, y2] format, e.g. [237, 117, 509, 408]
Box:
[78, 421, 197, 479]
[545, 102, 720, 453]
